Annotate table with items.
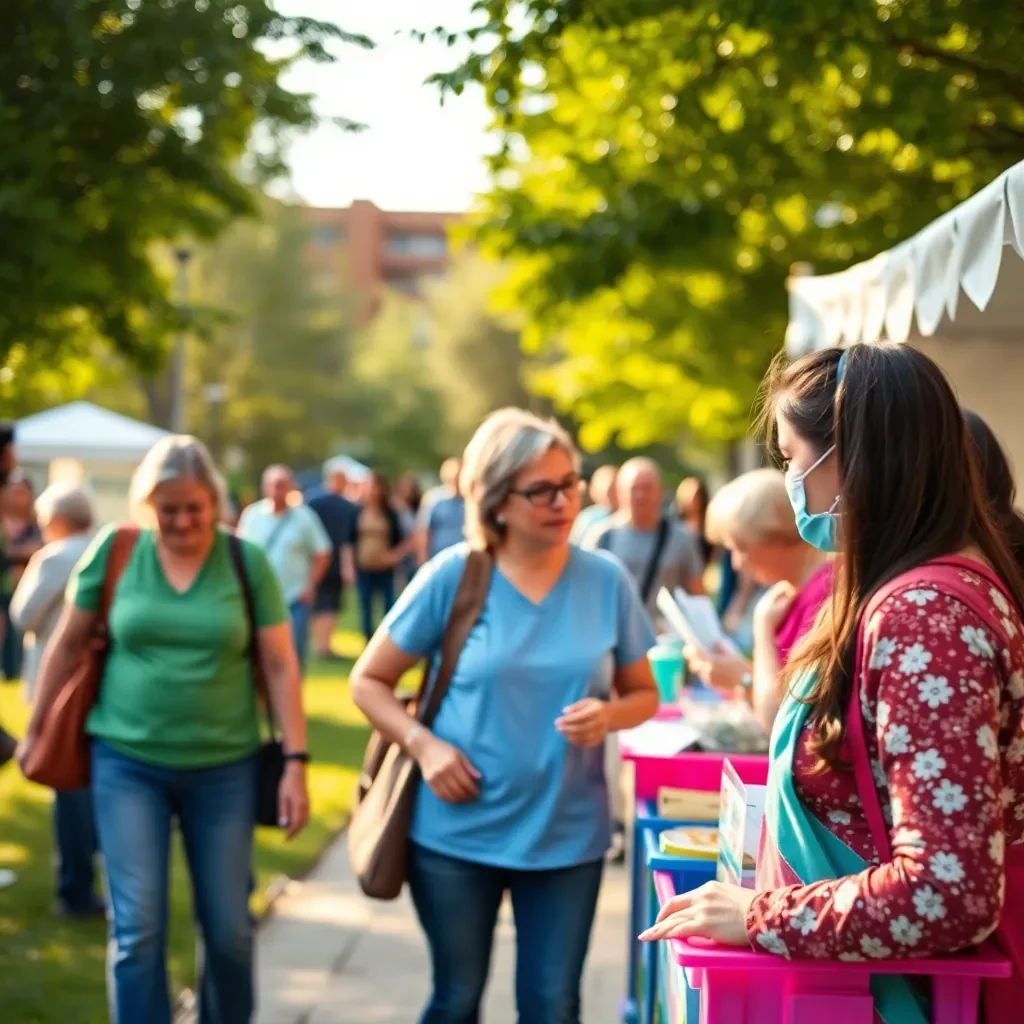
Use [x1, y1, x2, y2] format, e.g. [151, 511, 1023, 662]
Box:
[617, 717, 1011, 1024]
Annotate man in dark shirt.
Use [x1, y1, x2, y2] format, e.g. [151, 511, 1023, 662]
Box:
[0, 422, 18, 767]
[306, 459, 358, 661]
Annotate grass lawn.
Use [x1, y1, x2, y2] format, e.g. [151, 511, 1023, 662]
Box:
[0, 623, 373, 1024]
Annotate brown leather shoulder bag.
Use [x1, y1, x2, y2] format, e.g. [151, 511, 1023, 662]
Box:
[22, 525, 140, 790]
[348, 549, 492, 899]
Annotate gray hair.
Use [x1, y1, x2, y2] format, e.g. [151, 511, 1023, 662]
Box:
[322, 456, 348, 482]
[129, 435, 230, 524]
[462, 407, 578, 550]
[35, 482, 95, 532]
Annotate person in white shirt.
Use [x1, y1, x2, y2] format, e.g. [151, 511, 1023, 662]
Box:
[237, 465, 331, 670]
[10, 482, 103, 917]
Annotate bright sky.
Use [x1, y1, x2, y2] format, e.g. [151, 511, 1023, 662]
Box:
[275, 1, 494, 213]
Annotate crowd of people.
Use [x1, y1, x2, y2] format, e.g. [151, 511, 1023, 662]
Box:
[2, 339, 1024, 1023]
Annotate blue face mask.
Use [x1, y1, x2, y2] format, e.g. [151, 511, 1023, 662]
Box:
[785, 445, 840, 553]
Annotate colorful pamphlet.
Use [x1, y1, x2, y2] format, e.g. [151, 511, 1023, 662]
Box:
[716, 758, 766, 889]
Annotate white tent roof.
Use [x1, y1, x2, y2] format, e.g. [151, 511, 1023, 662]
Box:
[788, 159, 1024, 355]
[16, 402, 169, 463]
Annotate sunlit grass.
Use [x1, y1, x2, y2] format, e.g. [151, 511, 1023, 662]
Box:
[0, 622, 371, 1024]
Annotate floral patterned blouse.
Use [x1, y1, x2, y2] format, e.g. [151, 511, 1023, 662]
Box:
[746, 567, 1024, 961]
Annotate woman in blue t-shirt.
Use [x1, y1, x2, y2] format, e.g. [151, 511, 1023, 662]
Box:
[351, 408, 659, 1024]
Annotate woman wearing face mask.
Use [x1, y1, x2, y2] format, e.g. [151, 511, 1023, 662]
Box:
[351, 408, 659, 1024]
[643, 346, 1024, 1023]
[684, 469, 831, 733]
[18, 436, 310, 1024]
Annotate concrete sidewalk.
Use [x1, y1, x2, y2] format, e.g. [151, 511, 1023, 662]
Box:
[255, 836, 629, 1024]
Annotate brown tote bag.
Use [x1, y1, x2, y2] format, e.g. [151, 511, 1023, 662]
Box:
[22, 526, 140, 790]
[348, 549, 492, 900]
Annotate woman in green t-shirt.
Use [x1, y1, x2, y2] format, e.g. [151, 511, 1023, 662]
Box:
[19, 436, 310, 1024]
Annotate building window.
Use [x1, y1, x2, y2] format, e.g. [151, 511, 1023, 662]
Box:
[386, 233, 447, 258]
[313, 224, 344, 246]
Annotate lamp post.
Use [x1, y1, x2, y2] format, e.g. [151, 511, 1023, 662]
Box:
[203, 383, 227, 463]
[169, 246, 192, 433]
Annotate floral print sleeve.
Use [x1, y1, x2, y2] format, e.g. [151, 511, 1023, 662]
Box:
[747, 587, 1016, 961]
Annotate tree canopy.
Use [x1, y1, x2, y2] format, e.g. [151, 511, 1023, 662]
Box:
[429, 0, 1024, 448]
[1, 0, 369, 370]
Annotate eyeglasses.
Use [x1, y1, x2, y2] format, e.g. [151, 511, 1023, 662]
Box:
[510, 476, 581, 508]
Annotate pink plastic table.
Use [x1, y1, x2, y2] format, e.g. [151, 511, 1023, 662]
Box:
[652, 869, 1011, 1024]
[617, 735, 769, 1022]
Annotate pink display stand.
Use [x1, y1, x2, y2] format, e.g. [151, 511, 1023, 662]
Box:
[619, 738, 769, 804]
[618, 731, 770, 1023]
[652, 870, 1011, 1024]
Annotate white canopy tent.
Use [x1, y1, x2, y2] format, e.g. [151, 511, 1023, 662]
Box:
[16, 402, 168, 463]
[787, 158, 1024, 478]
[16, 402, 169, 523]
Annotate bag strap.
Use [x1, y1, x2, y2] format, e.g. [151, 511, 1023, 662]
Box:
[261, 509, 292, 557]
[416, 549, 493, 728]
[227, 535, 279, 739]
[846, 557, 1015, 862]
[640, 517, 670, 605]
[99, 526, 141, 627]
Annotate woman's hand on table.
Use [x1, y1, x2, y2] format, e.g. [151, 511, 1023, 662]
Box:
[555, 698, 612, 748]
[639, 881, 756, 946]
[411, 732, 481, 802]
[683, 644, 751, 697]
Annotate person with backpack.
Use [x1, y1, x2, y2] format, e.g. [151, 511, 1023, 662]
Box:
[16, 435, 310, 1024]
[582, 457, 705, 623]
[350, 408, 659, 1024]
[642, 345, 1024, 1024]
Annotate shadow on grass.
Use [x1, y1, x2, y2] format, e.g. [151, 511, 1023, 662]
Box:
[0, 788, 109, 1024]
[0, 678, 372, 1024]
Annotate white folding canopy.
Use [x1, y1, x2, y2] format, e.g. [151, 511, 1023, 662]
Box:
[15, 402, 169, 463]
[786, 159, 1024, 477]
[787, 159, 1024, 354]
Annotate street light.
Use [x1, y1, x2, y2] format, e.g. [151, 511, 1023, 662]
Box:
[169, 246, 192, 433]
[203, 383, 227, 462]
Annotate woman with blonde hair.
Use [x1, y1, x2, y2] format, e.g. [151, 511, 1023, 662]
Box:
[686, 468, 831, 732]
[351, 408, 659, 1024]
[18, 435, 309, 1024]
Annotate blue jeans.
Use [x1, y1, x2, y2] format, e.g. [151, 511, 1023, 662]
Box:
[53, 787, 102, 914]
[408, 844, 604, 1024]
[356, 570, 395, 642]
[91, 741, 257, 1024]
[289, 599, 311, 671]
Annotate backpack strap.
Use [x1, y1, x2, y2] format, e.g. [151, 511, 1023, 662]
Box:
[415, 549, 493, 728]
[639, 517, 671, 605]
[846, 557, 1014, 862]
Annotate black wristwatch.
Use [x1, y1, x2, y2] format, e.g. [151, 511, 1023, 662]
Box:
[283, 751, 311, 764]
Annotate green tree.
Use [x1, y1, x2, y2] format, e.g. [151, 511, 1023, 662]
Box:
[1, 1, 369, 369]
[423, 251, 538, 451]
[186, 197, 355, 474]
[427, 1, 1024, 448]
[346, 293, 449, 476]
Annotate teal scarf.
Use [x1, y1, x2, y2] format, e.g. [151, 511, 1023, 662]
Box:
[763, 669, 928, 1023]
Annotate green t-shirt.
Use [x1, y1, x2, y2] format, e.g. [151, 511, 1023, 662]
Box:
[70, 526, 287, 769]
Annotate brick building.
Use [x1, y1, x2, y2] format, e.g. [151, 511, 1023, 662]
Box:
[304, 200, 463, 320]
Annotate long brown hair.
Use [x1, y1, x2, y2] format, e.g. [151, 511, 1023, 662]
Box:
[965, 409, 1024, 577]
[760, 344, 1024, 772]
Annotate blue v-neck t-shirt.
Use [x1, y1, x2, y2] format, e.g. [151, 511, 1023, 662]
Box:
[383, 543, 656, 870]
